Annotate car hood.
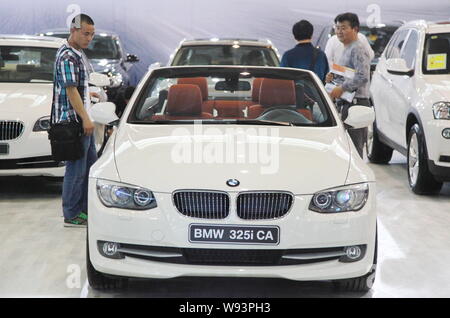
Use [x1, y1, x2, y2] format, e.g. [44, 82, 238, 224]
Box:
[112, 125, 352, 194]
[90, 59, 121, 73]
[0, 83, 52, 119]
[422, 75, 450, 101]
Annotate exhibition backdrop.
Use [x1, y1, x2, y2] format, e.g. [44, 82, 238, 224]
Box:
[0, 0, 449, 85]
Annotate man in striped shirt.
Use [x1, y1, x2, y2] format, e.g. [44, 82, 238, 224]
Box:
[52, 14, 98, 227]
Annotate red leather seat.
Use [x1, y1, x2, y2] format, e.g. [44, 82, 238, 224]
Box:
[152, 84, 213, 120]
[248, 79, 312, 120]
[177, 77, 214, 114]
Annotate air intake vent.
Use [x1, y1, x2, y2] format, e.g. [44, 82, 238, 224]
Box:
[237, 192, 294, 220]
[0, 121, 24, 140]
[173, 190, 230, 219]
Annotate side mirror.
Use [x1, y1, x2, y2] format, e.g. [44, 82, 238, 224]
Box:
[126, 54, 139, 63]
[386, 58, 414, 77]
[344, 106, 375, 129]
[89, 72, 110, 87]
[90, 102, 119, 125]
[148, 62, 161, 70]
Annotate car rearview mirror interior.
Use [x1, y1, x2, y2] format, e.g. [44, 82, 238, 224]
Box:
[127, 54, 140, 63]
[344, 106, 375, 129]
[90, 102, 119, 126]
[386, 58, 414, 77]
[89, 72, 111, 87]
[215, 80, 251, 92]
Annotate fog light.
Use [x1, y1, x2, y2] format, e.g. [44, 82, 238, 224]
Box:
[345, 246, 362, 260]
[339, 245, 366, 263]
[98, 241, 124, 259]
[442, 128, 450, 139]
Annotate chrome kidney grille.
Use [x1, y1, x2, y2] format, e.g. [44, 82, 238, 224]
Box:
[173, 190, 230, 219]
[237, 192, 293, 220]
[0, 121, 24, 141]
[173, 190, 294, 220]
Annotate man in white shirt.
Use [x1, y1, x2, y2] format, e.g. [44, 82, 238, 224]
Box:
[325, 32, 374, 68]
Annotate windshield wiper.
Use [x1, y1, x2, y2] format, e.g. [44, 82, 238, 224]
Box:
[224, 119, 293, 126]
[129, 119, 294, 126]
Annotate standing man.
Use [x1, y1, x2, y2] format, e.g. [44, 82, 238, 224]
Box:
[281, 20, 329, 82]
[327, 12, 371, 158]
[52, 14, 98, 227]
[324, 16, 375, 69]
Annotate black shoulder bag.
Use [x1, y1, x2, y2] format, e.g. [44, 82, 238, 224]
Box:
[48, 106, 84, 162]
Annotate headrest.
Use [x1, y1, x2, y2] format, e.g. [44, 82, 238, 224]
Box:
[252, 78, 263, 102]
[177, 77, 208, 101]
[259, 79, 296, 106]
[166, 84, 203, 116]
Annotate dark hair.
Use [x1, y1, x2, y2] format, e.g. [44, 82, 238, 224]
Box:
[71, 14, 95, 29]
[292, 20, 314, 41]
[335, 12, 360, 30]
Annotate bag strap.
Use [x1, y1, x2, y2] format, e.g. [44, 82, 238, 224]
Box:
[308, 47, 320, 71]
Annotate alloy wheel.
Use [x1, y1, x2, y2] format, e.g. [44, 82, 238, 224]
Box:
[408, 132, 419, 186]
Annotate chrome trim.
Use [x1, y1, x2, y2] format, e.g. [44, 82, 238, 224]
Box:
[172, 189, 231, 219]
[282, 251, 346, 260]
[236, 191, 294, 220]
[118, 247, 182, 258]
[0, 120, 25, 141]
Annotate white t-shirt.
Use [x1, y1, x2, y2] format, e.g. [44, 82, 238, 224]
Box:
[324, 33, 375, 68]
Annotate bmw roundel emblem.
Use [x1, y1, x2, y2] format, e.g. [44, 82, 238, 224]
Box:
[226, 179, 240, 187]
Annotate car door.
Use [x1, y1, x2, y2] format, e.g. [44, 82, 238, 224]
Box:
[389, 29, 419, 148]
[372, 29, 409, 143]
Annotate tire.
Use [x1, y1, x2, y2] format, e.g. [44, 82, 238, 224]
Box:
[86, 235, 128, 291]
[367, 120, 393, 164]
[333, 230, 378, 293]
[407, 123, 443, 195]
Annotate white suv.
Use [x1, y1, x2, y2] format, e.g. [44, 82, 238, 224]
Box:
[369, 21, 450, 194]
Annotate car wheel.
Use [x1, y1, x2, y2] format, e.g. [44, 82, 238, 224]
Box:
[333, 228, 377, 293]
[366, 120, 393, 164]
[86, 234, 128, 291]
[407, 124, 442, 195]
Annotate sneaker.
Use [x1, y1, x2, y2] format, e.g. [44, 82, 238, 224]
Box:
[64, 216, 87, 228]
[79, 212, 88, 220]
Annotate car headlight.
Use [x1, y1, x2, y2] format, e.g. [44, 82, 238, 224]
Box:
[309, 183, 369, 213]
[96, 179, 157, 210]
[433, 102, 450, 120]
[33, 116, 51, 132]
[108, 73, 123, 88]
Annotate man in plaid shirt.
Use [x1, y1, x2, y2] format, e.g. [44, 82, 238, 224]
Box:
[52, 14, 98, 227]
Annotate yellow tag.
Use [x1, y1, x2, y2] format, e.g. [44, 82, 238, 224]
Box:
[427, 54, 447, 70]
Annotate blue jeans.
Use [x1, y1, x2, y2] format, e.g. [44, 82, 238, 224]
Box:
[62, 134, 97, 220]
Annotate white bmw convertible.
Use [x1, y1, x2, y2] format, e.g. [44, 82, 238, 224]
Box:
[87, 65, 377, 292]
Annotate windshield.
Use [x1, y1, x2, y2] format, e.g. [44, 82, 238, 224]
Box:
[422, 33, 450, 75]
[0, 46, 57, 83]
[129, 68, 334, 127]
[172, 45, 280, 66]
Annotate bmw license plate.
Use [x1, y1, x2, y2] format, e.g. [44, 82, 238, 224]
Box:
[189, 224, 280, 245]
[0, 144, 9, 155]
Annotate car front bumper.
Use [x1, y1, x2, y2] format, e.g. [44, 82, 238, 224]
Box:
[88, 179, 377, 281]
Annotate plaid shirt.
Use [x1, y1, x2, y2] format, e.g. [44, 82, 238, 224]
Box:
[51, 42, 90, 124]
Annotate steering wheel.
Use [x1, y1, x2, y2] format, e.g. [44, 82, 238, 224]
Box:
[257, 106, 311, 123]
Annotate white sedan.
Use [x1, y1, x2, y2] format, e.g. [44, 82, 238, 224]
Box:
[0, 35, 109, 177]
[87, 65, 377, 293]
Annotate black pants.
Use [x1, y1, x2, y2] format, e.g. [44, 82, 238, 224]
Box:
[337, 98, 371, 159]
